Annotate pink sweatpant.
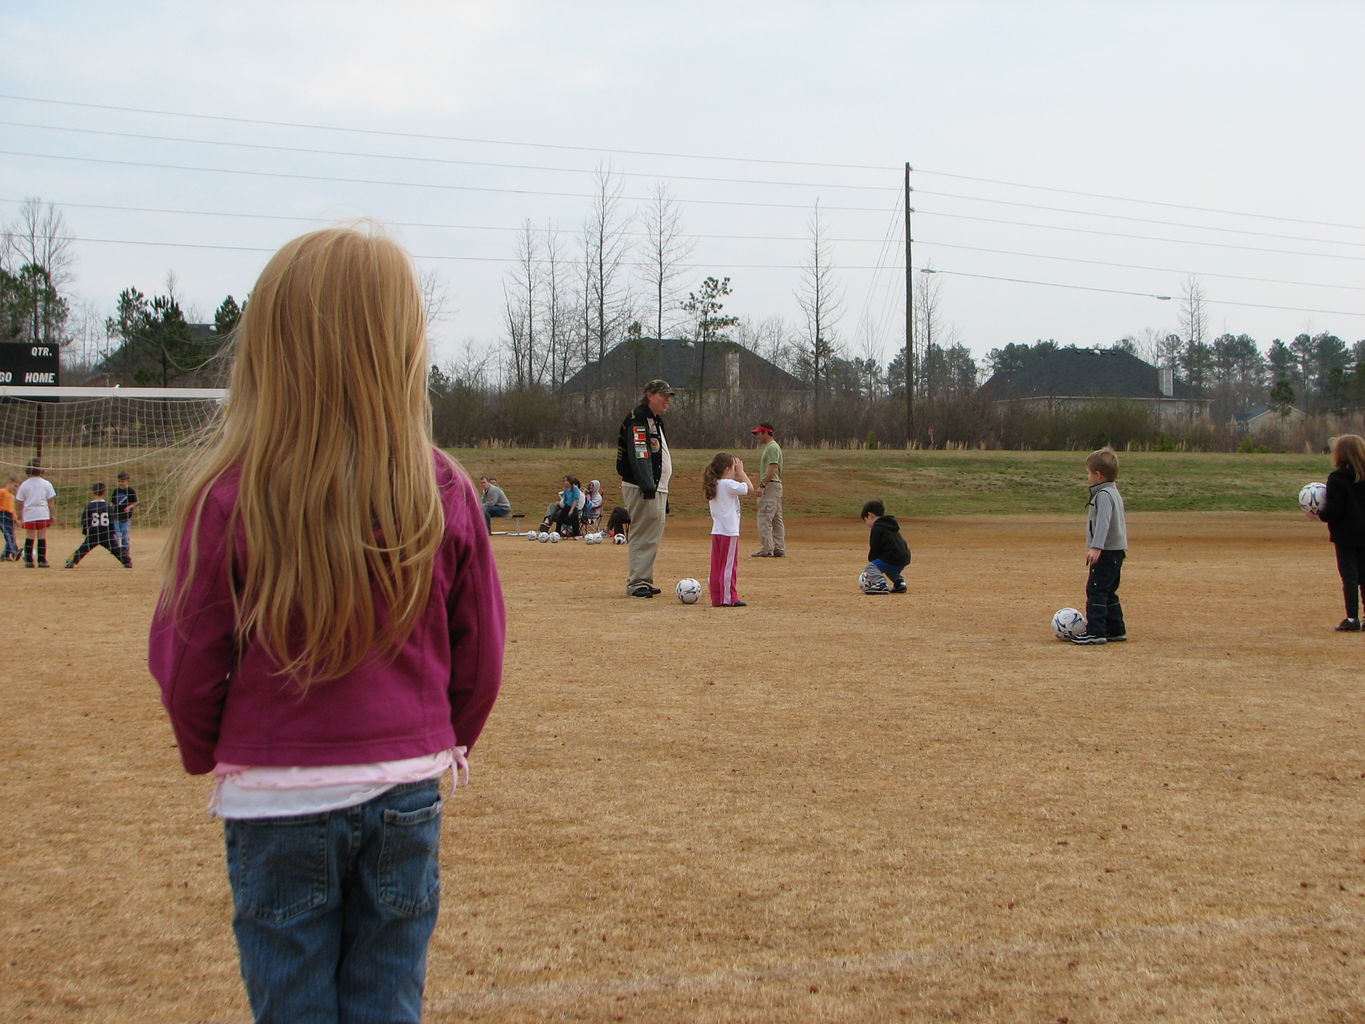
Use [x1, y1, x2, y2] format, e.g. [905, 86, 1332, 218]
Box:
[709, 534, 741, 606]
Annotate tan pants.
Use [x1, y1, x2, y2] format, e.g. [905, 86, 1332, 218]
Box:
[757, 480, 785, 554]
[622, 482, 667, 592]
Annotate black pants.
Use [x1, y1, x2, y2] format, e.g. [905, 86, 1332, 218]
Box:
[71, 535, 128, 566]
[1335, 543, 1365, 620]
[1085, 549, 1125, 638]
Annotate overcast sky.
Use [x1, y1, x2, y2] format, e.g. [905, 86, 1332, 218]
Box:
[3, 0, 1363, 375]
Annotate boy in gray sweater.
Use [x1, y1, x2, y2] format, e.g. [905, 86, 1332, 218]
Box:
[1072, 447, 1128, 645]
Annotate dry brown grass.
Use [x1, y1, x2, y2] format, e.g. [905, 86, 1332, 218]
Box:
[2, 513, 1361, 1023]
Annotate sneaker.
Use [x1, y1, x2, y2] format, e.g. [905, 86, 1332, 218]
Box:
[1335, 618, 1361, 632]
[648, 586, 662, 595]
[629, 586, 654, 598]
[1069, 632, 1108, 645]
[751, 551, 773, 558]
[892, 582, 907, 594]
[37, 561, 50, 568]
[64, 560, 75, 569]
[123, 560, 133, 569]
[1107, 633, 1127, 642]
[721, 601, 748, 607]
[23, 560, 33, 568]
[772, 551, 786, 557]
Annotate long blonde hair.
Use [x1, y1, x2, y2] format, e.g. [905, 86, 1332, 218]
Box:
[1332, 434, 1365, 480]
[160, 225, 446, 687]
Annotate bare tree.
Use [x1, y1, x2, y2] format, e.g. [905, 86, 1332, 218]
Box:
[582, 165, 632, 363]
[541, 222, 572, 392]
[1179, 275, 1212, 394]
[3, 197, 75, 346]
[638, 183, 694, 341]
[504, 221, 540, 387]
[914, 260, 946, 399]
[794, 200, 843, 414]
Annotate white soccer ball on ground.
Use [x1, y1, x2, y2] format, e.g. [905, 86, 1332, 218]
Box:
[549, 531, 562, 544]
[613, 533, 627, 545]
[1052, 607, 1086, 640]
[537, 531, 551, 543]
[1298, 481, 1327, 515]
[526, 531, 539, 542]
[858, 568, 889, 594]
[675, 578, 703, 604]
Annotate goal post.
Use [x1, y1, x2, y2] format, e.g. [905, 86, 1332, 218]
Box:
[0, 386, 226, 529]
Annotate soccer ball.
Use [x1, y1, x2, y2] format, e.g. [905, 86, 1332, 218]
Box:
[858, 569, 889, 594]
[1298, 481, 1327, 515]
[526, 531, 539, 542]
[549, 531, 562, 544]
[583, 532, 598, 545]
[1052, 607, 1086, 640]
[537, 531, 551, 543]
[675, 578, 703, 604]
[613, 533, 627, 545]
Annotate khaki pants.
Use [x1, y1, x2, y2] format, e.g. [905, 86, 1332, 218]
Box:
[622, 482, 667, 592]
[757, 480, 785, 554]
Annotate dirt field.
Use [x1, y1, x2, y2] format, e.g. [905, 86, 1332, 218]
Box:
[2, 512, 1361, 1023]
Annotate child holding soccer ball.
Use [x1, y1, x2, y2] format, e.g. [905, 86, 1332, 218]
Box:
[149, 226, 505, 1024]
[1071, 447, 1128, 645]
[1308, 433, 1365, 632]
[703, 452, 754, 607]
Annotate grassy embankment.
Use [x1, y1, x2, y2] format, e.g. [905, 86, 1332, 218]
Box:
[454, 447, 1331, 520]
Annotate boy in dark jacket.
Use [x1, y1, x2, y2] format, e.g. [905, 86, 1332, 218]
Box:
[861, 499, 910, 594]
[65, 482, 131, 569]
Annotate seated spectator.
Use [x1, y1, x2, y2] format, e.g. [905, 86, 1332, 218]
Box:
[582, 479, 604, 528]
[480, 476, 511, 532]
[540, 475, 583, 536]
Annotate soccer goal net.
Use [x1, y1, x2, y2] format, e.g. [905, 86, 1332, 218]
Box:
[0, 386, 225, 529]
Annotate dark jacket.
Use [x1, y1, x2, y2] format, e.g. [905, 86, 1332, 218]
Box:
[81, 498, 116, 541]
[867, 514, 911, 567]
[616, 403, 667, 498]
[1318, 464, 1365, 547]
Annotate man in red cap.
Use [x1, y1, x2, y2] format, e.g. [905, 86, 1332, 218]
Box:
[750, 422, 785, 557]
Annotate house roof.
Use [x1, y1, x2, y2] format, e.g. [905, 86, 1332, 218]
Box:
[1233, 404, 1305, 423]
[978, 347, 1200, 401]
[561, 336, 806, 395]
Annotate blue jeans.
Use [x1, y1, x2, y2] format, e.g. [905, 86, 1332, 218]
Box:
[483, 506, 510, 531]
[114, 519, 131, 555]
[225, 779, 444, 1024]
[871, 558, 907, 586]
[0, 511, 16, 558]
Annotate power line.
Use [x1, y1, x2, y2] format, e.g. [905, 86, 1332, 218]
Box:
[913, 187, 1365, 249]
[922, 267, 1365, 318]
[0, 93, 894, 172]
[0, 149, 894, 214]
[0, 119, 900, 194]
[9, 195, 1364, 296]
[6, 92, 1359, 231]
[916, 167, 1365, 232]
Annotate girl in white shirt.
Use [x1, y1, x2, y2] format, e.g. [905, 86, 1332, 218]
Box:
[703, 452, 754, 607]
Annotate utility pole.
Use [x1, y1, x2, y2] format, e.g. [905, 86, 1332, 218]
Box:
[904, 162, 914, 446]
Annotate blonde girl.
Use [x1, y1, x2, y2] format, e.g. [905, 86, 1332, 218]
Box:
[149, 226, 505, 1024]
[702, 452, 753, 606]
[1312, 433, 1365, 631]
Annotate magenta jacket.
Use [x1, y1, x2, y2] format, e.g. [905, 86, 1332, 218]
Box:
[150, 454, 505, 776]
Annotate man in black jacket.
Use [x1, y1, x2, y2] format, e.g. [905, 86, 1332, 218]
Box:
[616, 379, 675, 597]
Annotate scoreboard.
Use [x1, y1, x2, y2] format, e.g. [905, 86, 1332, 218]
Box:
[0, 342, 61, 386]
